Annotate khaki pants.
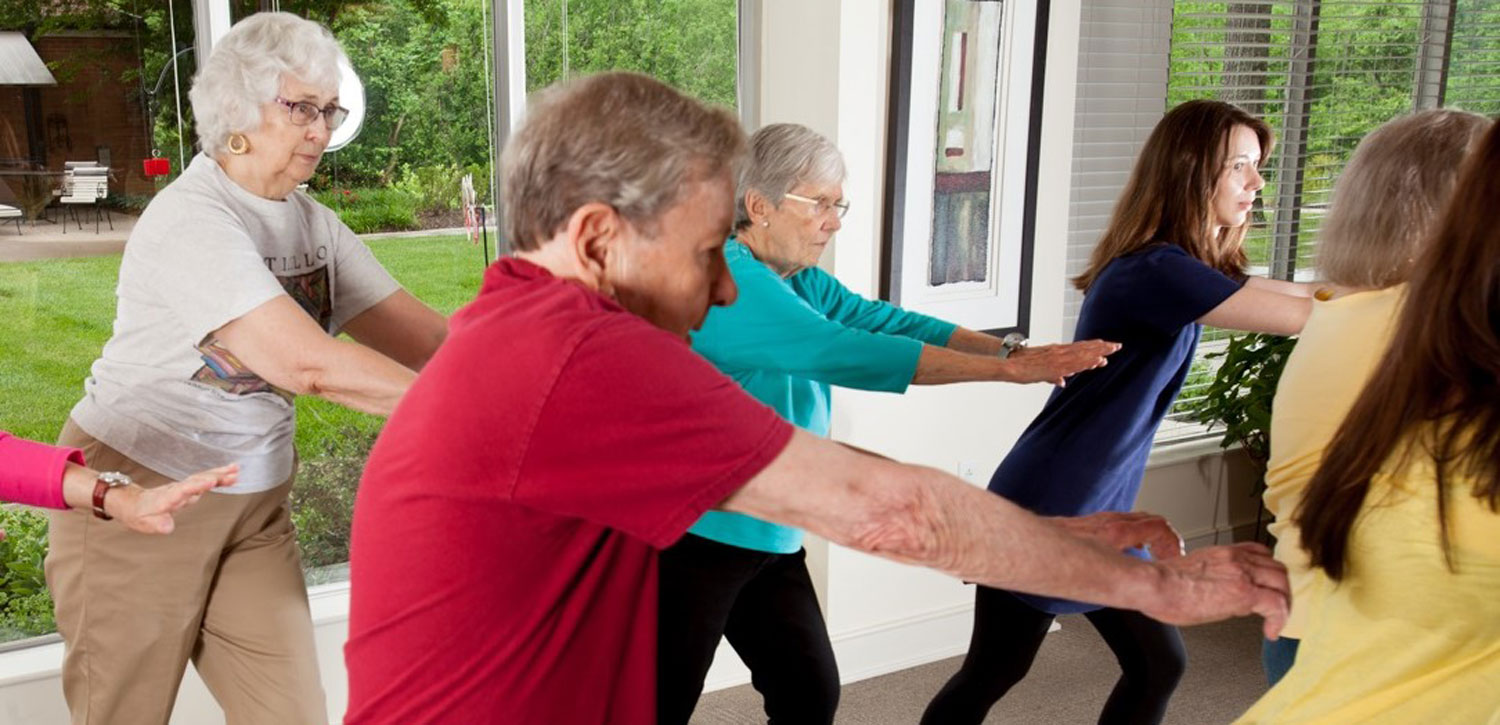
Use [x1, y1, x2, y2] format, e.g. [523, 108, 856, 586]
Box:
[45, 420, 327, 725]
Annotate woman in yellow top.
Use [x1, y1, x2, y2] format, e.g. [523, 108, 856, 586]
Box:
[1259, 109, 1490, 685]
[1239, 118, 1500, 724]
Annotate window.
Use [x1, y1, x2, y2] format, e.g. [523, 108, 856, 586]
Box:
[1067, 0, 1500, 446]
[1, 0, 203, 648]
[1, 0, 743, 651]
[1157, 0, 1500, 443]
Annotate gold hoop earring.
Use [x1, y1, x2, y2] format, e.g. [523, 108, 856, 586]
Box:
[227, 133, 251, 155]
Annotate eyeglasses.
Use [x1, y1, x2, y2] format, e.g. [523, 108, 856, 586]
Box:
[781, 192, 851, 219]
[275, 97, 350, 131]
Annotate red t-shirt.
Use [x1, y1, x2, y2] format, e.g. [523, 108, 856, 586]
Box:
[344, 258, 793, 724]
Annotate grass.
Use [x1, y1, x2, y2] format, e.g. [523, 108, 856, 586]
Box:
[0, 234, 490, 640]
[0, 234, 489, 452]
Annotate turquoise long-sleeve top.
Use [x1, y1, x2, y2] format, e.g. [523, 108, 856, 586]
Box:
[688, 239, 957, 553]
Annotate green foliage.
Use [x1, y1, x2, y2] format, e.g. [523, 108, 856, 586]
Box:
[1188, 333, 1298, 467]
[290, 426, 379, 571]
[311, 187, 420, 233]
[0, 506, 57, 639]
[524, 0, 738, 107]
[395, 164, 462, 213]
[0, 234, 485, 643]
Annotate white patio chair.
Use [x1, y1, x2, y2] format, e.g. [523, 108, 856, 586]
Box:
[0, 203, 21, 234]
[60, 165, 113, 234]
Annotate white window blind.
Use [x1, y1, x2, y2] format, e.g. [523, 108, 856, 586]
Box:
[1066, 0, 1500, 445]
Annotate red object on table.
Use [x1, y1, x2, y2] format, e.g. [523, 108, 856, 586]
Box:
[142, 157, 170, 178]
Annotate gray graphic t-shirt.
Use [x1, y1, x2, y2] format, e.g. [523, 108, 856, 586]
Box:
[71, 154, 399, 493]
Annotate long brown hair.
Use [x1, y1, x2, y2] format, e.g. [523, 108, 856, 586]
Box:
[1296, 118, 1500, 581]
[1074, 99, 1273, 291]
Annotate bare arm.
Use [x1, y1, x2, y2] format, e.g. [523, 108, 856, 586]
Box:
[58, 462, 237, 535]
[943, 327, 1005, 355]
[213, 295, 417, 415]
[1243, 276, 1318, 298]
[912, 339, 1120, 386]
[340, 290, 448, 371]
[1198, 285, 1312, 336]
[722, 431, 1290, 636]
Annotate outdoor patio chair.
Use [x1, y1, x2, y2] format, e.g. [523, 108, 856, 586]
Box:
[59, 164, 112, 234]
[0, 203, 21, 234]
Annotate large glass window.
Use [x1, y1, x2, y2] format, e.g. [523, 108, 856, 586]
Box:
[1, 0, 739, 649]
[2, 0, 201, 647]
[1156, 0, 1500, 444]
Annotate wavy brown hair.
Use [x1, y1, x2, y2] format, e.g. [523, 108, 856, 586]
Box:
[1074, 99, 1272, 292]
[1296, 118, 1500, 581]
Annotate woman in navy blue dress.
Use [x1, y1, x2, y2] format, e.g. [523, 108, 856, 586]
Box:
[923, 100, 1327, 724]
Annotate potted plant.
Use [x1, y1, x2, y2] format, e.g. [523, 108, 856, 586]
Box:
[1188, 332, 1298, 541]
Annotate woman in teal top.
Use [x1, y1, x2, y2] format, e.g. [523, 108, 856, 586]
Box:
[657, 123, 1121, 725]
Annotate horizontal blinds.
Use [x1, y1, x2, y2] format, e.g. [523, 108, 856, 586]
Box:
[1066, 0, 1174, 340]
[1156, 0, 1500, 444]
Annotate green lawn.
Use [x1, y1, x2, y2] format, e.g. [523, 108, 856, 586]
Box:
[0, 234, 489, 640]
[0, 234, 488, 449]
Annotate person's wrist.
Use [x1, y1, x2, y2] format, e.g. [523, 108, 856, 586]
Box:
[101, 482, 142, 522]
[1124, 560, 1177, 619]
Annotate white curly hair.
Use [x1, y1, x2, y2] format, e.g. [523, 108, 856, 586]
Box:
[189, 12, 346, 157]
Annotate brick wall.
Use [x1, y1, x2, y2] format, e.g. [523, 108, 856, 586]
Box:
[0, 31, 161, 198]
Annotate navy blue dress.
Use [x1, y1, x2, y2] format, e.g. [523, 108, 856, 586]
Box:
[989, 244, 1243, 614]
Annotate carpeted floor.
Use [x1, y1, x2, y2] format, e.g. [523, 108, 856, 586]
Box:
[693, 615, 1268, 724]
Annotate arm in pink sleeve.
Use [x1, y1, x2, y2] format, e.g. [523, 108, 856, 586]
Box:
[0, 430, 85, 510]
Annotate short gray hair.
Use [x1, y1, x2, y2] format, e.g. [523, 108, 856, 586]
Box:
[189, 12, 346, 158]
[735, 123, 846, 230]
[502, 72, 746, 251]
[1317, 109, 1490, 288]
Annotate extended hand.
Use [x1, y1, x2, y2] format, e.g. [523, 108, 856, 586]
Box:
[1008, 339, 1120, 385]
[1142, 542, 1291, 639]
[1051, 511, 1185, 560]
[107, 464, 239, 535]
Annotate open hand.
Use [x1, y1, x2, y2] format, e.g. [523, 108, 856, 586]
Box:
[1051, 511, 1185, 560]
[108, 464, 239, 535]
[1142, 542, 1290, 639]
[1008, 339, 1120, 385]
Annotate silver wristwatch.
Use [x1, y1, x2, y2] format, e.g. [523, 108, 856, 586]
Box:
[996, 332, 1028, 360]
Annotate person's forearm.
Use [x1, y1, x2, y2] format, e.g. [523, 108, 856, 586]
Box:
[944, 327, 1003, 355]
[829, 465, 1168, 612]
[1244, 276, 1316, 297]
[911, 344, 1016, 385]
[59, 461, 97, 511]
[296, 338, 417, 416]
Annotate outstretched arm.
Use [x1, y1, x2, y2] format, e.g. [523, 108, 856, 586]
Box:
[911, 339, 1120, 387]
[722, 431, 1290, 638]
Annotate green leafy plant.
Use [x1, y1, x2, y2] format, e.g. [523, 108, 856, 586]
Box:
[395, 163, 463, 214]
[311, 187, 420, 233]
[290, 425, 381, 573]
[1189, 332, 1299, 468]
[0, 506, 57, 639]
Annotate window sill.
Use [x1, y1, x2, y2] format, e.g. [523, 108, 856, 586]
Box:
[1146, 436, 1237, 470]
[0, 581, 352, 688]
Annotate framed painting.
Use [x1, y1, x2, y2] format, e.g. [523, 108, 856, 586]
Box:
[880, 0, 1050, 334]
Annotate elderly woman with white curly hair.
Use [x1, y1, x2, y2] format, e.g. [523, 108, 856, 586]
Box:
[44, 12, 445, 724]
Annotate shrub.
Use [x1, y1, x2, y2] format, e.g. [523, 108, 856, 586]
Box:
[396, 164, 463, 215]
[290, 426, 380, 572]
[311, 187, 419, 234]
[0, 506, 56, 640]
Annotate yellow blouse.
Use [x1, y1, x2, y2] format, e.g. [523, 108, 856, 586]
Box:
[1239, 435, 1500, 724]
[1262, 285, 1404, 640]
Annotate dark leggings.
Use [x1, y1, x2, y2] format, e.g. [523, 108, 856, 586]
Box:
[657, 534, 839, 725]
[921, 586, 1187, 725]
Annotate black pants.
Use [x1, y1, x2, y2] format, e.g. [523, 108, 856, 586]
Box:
[657, 534, 839, 725]
[922, 586, 1187, 725]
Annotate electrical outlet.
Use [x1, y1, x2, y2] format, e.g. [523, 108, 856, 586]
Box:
[956, 460, 984, 484]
